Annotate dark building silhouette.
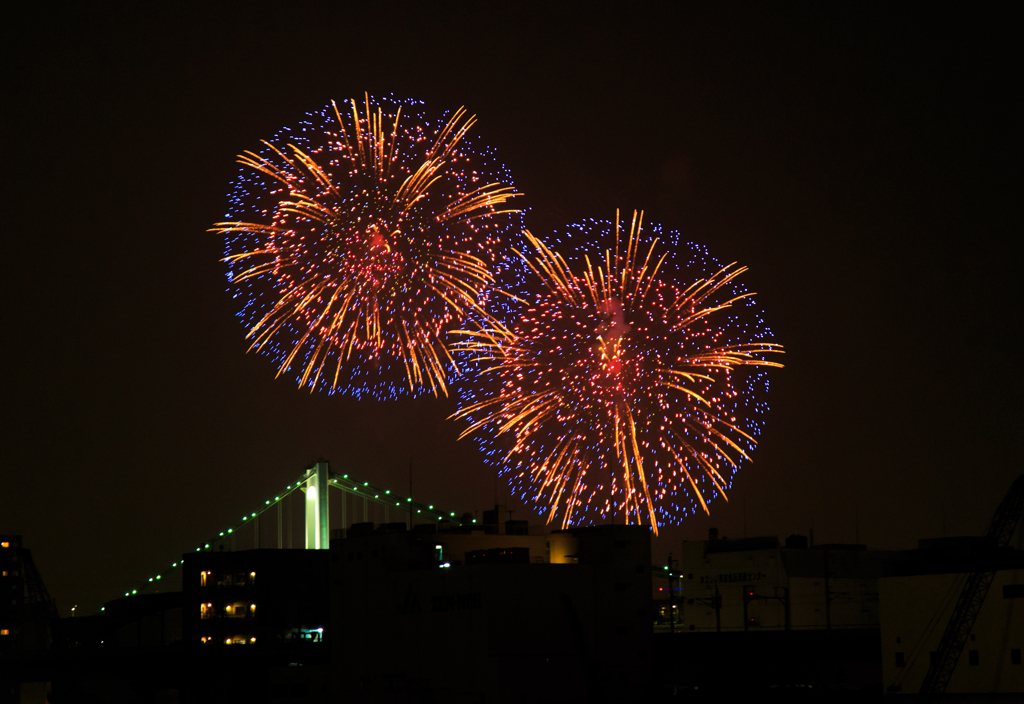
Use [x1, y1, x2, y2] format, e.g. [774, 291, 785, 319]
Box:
[1, 536, 57, 703]
[0, 536, 57, 654]
[19, 521, 1023, 701]
[4, 547, 331, 703]
[183, 548, 329, 649]
[330, 523, 652, 703]
[180, 548, 332, 701]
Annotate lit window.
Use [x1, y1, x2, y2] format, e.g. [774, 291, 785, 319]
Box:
[250, 603, 256, 613]
[296, 627, 324, 642]
[1, 571, 6, 577]
[200, 571, 211, 587]
[0, 542, 8, 548]
[250, 637, 256, 643]
[0, 629, 9, 635]
[200, 603, 214, 619]
[201, 636, 212, 644]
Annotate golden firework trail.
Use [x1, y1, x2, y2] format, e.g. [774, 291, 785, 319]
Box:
[212, 95, 520, 398]
[454, 211, 783, 533]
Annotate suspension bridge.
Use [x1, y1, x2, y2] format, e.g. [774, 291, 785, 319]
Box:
[115, 461, 475, 603]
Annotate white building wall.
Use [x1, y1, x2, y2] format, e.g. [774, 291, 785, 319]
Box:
[677, 542, 880, 631]
[679, 543, 787, 631]
[879, 568, 1024, 695]
[789, 577, 878, 629]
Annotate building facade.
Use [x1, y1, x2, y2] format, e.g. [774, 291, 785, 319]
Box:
[879, 538, 1024, 696]
[675, 534, 884, 632]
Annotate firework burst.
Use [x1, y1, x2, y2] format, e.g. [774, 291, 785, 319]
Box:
[454, 211, 783, 533]
[212, 95, 521, 399]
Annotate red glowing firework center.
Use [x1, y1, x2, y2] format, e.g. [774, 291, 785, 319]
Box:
[215, 95, 521, 399]
[455, 212, 783, 533]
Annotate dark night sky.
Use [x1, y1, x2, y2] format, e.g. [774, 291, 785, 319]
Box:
[2, 3, 1020, 615]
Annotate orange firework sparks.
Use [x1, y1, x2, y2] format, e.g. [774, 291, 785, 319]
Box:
[213, 95, 521, 399]
[454, 211, 783, 533]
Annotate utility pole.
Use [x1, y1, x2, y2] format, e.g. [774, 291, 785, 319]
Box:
[692, 583, 722, 632]
[715, 585, 721, 632]
[784, 587, 791, 631]
[743, 584, 754, 632]
[667, 554, 676, 634]
[824, 547, 831, 631]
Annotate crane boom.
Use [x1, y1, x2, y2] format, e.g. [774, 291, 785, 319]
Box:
[917, 474, 1024, 699]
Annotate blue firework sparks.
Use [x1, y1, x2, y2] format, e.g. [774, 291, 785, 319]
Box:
[454, 211, 783, 532]
[213, 94, 521, 399]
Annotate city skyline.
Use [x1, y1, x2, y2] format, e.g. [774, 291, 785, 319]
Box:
[2, 4, 1019, 616]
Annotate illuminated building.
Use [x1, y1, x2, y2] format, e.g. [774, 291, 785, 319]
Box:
[176, 548, 331, 700]
[183, 548, 329, 648]
[20, 548, 331, 702]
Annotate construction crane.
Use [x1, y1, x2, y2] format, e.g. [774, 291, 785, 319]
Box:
[917, 473, 1024, 700]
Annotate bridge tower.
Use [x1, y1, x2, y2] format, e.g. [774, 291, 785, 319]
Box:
[302, 461, 330, 549]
